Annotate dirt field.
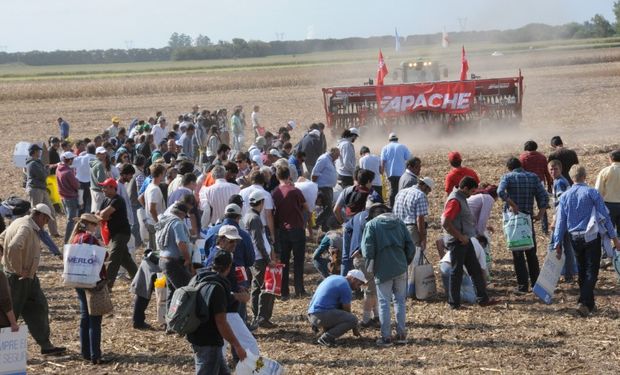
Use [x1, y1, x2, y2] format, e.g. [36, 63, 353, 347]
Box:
[2, 46, 620, 374]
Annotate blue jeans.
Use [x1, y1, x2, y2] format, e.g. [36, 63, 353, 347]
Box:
[192, 344, 229, 375]
[277, 228, 306, 296]
[376, 272, 407, 339]
[439, 262, 476, 304]
[572, 235, 601, 310]
[312, 257, 331, 280]
[76, 288, 102, 361]
[62, 198, 80, 244]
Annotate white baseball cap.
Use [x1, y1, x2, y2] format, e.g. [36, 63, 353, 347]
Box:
[248, 190, 265, 205]
[388, 132, 398, 141]
[224, 204, 242, 217]
[287, 120, 296, 129]
[251, 155, 263, 167]
[347, 269, 368, 284]
[61, 151, 76, 160]
[349, 127, 360, 136]
[269, 149, 282, 158]
[95, 146, 107, 154]
[218, 224, 242, 240]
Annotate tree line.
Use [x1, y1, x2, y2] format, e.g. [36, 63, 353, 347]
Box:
[1, 11, 619, 67]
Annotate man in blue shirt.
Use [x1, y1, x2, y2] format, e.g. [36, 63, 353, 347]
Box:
[312, 147, 340, 231]
[57, 117, 70, 140]
[553, 166, 620, 316]
[380, 133, 411, 207]
[307, 270, 366, 347]
[498, 157, 548, 294]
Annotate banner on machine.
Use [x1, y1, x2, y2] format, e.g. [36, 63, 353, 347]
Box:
[377, 81, 476, 116]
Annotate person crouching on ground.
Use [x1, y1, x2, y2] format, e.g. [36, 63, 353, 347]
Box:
[69, 213, 109, 365]
[307, 270, 366, 347]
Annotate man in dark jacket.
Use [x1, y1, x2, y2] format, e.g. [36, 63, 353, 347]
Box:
[188, 250, 247, 374]
[299, 129, 323, 174]
[25, 143, 60, 237]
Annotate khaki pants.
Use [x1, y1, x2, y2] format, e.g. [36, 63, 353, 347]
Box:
[28, 188, 59, 236]
[90, 190, 105, 212]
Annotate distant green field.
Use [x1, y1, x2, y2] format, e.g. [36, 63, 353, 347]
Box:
[1, 37, 619, 81]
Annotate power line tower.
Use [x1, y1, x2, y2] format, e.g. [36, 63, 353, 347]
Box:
[124, 40, 134, 50]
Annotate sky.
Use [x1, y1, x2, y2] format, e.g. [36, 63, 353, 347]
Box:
[0, 0, 616, 52]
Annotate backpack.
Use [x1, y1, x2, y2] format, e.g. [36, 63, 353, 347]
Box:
[165, 276, 221, 335]
[2, 196, 31, 217]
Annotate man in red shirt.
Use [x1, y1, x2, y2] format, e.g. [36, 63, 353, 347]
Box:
[520, 140, 553, 234]
[444, 151, 480, 195]
[519, 141, 552, 192]
[272, 166, 309, 300]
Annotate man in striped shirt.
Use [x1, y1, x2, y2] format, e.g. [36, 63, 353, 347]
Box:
[199, 166, 241, 227]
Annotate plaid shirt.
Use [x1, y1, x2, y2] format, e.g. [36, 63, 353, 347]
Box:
[393, 186, 429, 225]
[498, 168, 548, 214]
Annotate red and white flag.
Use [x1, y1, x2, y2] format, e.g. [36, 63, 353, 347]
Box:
[377, 50, 388, 85]
[459, 45, 469, 81]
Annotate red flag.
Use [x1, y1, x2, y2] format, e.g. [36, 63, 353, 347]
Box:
[377, 50, 388, 85]
[459, 45, 469, 80]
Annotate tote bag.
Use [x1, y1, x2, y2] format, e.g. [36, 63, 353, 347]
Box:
[414, 250, 437, 300]
[62, 242, 107, 288]
[503, 212, 534, 251]
[263, 264, 284, 296]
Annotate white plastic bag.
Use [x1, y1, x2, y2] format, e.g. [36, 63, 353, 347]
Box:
[62, 243, 107, 288]
[137, 208, 149, 243]
[533, 251, 565, 304]
[236, 350, 285, 375]
[0, 325, 28, 374]
[414, 250, 437, 300]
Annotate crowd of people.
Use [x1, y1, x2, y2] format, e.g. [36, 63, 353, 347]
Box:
[1, 106, 619, 374]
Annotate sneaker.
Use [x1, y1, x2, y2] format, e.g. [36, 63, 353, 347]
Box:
[280, 294, 290, 302]
[393, 334, 408, 345]
[41, 346, 67, 355]
[513, 288, 528, 296]
[317, 335, 336, 347]
[577, 303, 591, 317]
[376, 337, 393, 347]
[479, 299, 500, 307]
[360, 319, 375, 328]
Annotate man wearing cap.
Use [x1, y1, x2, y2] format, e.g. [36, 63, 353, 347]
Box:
[57, 117, 70, 141]
[265, 148, 282, 167]
[273, 166, 309, 299]
[359, 146, 382, 198]
[0, 204, 66, 355]
[152, 117, 167, 147]
[399, 157, 422, 191]
[498, 158, 548, 294]
[239, 170, 276, 244]
[307, 270, 364, 347]
[108, 117, 121, 138]
[248, 136, 266, 162]
[199, 166, 241, 227]
[361, 203, 414, 346]
[548, 136, 579, 185]
[97, 177, 136, 290]
[380, 133, 412, 207]
[444, 151, 480, 195]
[312, 147, 340, 232]
[56, 151, 80, 243]
[25, 143, 61, 237]
[242, 190, 277, 328]
[156, 202, 193, 315]
[393, 177, 434, 249]
[335, 128, 359, 188]
[89, 146, 108, 212]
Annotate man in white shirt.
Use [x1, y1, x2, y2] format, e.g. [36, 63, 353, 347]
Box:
[140, 163, 166, 252]
[359, 146, 382, 198]
[239, 170, 275, 243]
[152, 116, 168, 147]
[73, 142, 97, 213]
[200, 166, 241, 226]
